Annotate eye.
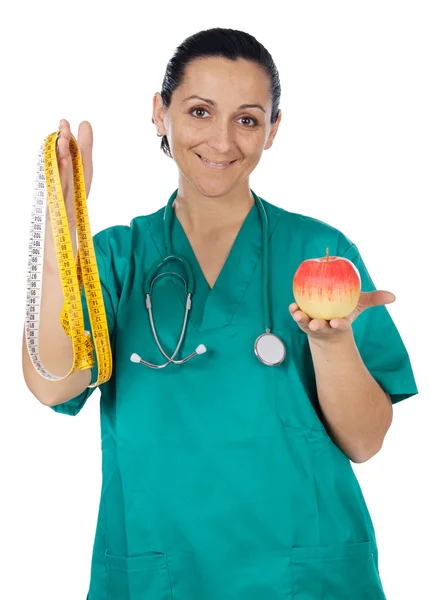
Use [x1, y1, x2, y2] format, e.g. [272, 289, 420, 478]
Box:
[190, 107, 210, 119]
[239, 116, 258, 127]
[190, 107, 258, 127]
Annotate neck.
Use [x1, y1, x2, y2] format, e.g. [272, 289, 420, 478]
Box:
[173, 182, 255, 234]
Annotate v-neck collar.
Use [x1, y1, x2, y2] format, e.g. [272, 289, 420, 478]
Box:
[172, 201, 256, 294]
[147, 190, 281, 333]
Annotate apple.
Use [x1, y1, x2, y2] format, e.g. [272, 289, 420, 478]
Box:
[292, 248, 361, 320]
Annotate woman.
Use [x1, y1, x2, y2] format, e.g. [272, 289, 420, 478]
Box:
[24, 28, 418, 600]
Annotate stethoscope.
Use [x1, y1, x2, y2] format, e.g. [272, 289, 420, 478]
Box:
[130, 190, 286, 369]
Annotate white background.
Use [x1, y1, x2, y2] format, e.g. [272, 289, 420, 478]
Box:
[1, 1, 428, 598]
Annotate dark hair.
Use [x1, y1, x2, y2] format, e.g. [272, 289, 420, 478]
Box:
[153, 27, 281, 158]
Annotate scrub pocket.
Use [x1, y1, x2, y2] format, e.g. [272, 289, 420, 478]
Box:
[105, 550, 172, 600]
[292, 541, 386, 600]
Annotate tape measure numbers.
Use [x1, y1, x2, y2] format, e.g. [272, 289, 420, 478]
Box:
[25, 130, 112, 388]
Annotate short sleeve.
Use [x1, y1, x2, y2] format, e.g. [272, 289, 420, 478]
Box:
[338, 237, 419, 405]
[49, 230, 116, 416]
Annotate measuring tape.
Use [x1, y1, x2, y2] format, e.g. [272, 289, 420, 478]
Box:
[25, 130, 112, 388]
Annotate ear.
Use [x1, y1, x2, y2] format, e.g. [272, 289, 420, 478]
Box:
[152, 93, 167, 136]
[264, 109, 282, 151]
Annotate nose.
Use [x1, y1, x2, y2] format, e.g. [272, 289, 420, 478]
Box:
[205, 120, 235, 155]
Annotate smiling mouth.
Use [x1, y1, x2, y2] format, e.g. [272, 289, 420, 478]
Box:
[196, 154, 237, 168]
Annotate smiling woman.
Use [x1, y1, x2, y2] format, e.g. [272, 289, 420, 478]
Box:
[29, 27, 418, 600]
[152, 55, 281, 212]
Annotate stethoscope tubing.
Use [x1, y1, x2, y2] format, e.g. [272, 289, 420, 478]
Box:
[131, 189, 285, 368]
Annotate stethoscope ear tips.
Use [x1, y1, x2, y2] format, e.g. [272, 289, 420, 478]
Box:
[130, 346, 206, 368]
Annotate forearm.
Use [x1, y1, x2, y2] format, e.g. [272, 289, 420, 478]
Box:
[308, 329, 393, 463]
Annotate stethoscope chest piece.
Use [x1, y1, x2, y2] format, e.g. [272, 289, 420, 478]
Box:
[254, 332, 286, 367]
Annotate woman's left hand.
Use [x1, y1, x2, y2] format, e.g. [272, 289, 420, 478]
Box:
[289, 290, 396, 341]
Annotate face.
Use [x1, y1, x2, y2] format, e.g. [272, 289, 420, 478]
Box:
[153, 57, 281, 198]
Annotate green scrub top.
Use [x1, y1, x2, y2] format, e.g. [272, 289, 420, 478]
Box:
[50, 190, 418, 600]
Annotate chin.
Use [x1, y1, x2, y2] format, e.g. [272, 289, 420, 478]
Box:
[190, 177, 239, 198]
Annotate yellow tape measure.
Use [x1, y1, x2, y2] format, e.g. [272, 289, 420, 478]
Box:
[25, 130, 112, 388]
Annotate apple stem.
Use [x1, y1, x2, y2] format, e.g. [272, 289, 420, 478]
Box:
[326, 247, 329, 261]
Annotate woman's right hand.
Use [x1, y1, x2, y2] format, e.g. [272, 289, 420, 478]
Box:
[55, 119, 94, 229]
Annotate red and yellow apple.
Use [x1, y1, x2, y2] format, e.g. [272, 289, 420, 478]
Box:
[292, 248, 361, 320]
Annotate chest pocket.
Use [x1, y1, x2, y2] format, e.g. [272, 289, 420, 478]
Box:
[272, 329, 329, 434]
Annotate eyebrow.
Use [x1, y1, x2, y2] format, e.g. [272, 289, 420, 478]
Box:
[182, 95, 266, 114]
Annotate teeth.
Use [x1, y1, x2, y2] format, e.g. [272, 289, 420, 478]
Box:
[201, 156, 232, 167]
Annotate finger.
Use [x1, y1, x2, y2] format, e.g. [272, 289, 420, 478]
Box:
[55, 120, 76, 206]
[308, 319, 330, 331]
[289, 302, 299, 314]
[57, 119, 72, 165]
[330, 318, 350, 330]
[77, 121, 93, 156]
[360, 290, 396, 309]
[293, 311, 310, 325]
[77, 121, 93, 197]
[378, 291, 396, 304]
